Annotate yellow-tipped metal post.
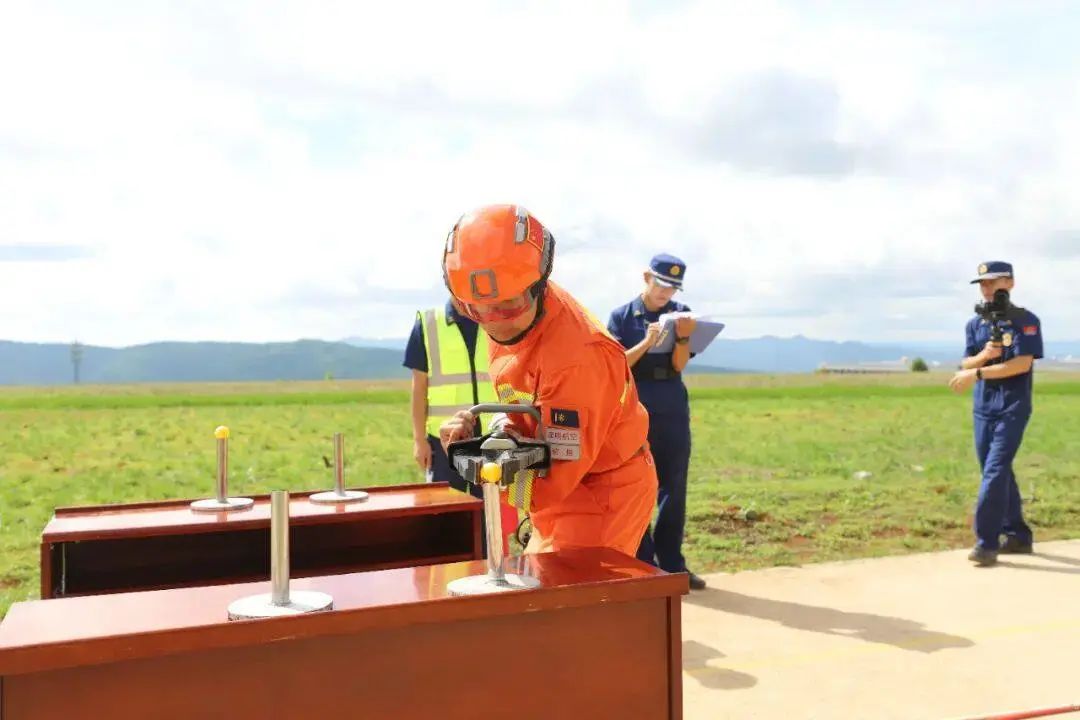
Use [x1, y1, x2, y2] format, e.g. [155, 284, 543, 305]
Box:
[446, 460, 541, 596]
[479, 463, 505, 582]
[191, 426, 254, 512]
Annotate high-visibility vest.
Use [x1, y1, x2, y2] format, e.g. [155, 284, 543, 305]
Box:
[420, 308, 498, 437]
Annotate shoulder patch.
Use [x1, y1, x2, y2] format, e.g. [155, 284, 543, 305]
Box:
[545, 407, 582, 461]
[550, 408, 580, 428]
[1023, 325, 1038, 336]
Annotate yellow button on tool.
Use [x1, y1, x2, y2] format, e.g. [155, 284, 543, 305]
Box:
[480, 462, 502, 484]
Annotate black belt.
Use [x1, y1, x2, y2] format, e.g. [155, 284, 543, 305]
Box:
[633, 366, 682, 382]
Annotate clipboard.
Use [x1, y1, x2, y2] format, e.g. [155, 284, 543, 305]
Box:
[649, 312, 725, 354]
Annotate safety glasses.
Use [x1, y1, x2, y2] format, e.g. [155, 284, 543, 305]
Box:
[460, 293, 535, 324]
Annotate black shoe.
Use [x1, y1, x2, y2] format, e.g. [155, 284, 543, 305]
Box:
[1000, 536, 1033, 554]
[687, 572, 707, 590]
[968, 547, 998, 566]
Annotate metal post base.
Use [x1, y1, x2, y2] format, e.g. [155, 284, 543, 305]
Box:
[309, 489, 369, 504]
[190, 497, 255, 513]
[446, 573, 542, 596]
[227, 591, 334, 620]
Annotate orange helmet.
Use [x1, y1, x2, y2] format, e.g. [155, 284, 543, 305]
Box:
[443, 205, 555, 315]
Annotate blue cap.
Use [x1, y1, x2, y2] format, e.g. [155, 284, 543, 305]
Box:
[648, 253, 686, 289]
[970, 261, 1014, 284]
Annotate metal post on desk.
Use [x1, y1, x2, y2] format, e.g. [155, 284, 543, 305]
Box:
[228, 490, 334, 620]
[191, 426, 254, 513]
[447, 461, 540, 596]
[482, 482, 505, 583]
[310, 433, 368, 504]
[270, 490, 290, 605]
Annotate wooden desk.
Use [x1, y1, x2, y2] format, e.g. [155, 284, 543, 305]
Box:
[2, 549, 686, 719]
[40, 483, 482, 598]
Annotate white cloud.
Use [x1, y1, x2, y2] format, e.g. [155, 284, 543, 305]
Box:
[1, 0, 1078, 348]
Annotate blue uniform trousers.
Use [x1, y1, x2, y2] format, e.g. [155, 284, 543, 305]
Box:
[637, 411, 691, 573]
[973, 411, 1033, 550]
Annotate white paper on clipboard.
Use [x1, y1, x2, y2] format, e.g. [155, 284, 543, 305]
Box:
[649, 312, 725, 354]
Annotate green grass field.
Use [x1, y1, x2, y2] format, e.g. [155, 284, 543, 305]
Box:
[2, 373, 1078, 618]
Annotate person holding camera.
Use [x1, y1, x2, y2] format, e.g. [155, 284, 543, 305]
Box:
[949, 261, 1043, 566]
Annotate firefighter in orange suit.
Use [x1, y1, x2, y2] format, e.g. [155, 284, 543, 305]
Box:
[438, 204, 658, 558]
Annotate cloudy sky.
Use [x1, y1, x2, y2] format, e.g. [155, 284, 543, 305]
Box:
[2, 1, 1078, 347]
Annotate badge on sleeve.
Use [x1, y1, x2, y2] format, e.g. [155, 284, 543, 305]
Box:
[550, 409, 579, 428]
[1023, 325, 1038, 336]
[546, 407, 582, 460]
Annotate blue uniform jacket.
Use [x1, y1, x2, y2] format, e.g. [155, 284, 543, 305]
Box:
[964, 309, 1043, 416]
[608, 296, 692, 417]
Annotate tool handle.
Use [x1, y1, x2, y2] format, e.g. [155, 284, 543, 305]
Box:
[468, 404, 542, 425]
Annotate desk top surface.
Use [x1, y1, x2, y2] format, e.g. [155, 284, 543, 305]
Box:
[0, 548, 686, 675]
[41, 483, 481, 542]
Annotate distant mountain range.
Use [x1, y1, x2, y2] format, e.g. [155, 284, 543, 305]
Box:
[0, 340, 406, 385]
[343, 336, 1080, 374]
[2, 336, 1077, 386]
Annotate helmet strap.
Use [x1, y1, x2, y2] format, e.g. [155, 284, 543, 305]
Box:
[491, 281, 548, 346]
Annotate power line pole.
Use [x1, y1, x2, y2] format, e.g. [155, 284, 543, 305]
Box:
[71, 340, 84, 384]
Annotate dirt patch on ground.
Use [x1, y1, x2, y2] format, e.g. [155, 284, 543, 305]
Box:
[702, 505, 771, 531]
[871, 526, 909, 539]
[782, 535, 818, 563]
[0, 576, 21, 590]
[697, 506, 788, 545]
[700, 467, 782, 481]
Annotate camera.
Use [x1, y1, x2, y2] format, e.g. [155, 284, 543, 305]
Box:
[974, 289, 1024, 344]
[974, 289, 1011, 321]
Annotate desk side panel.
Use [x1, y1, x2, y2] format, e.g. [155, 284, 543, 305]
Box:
[38, 544, 53, 600]
[3, 597, 673, 720]
[42, 485, 480, 543]
[56, 510, 476, 597]
[669, 595, 683, 720]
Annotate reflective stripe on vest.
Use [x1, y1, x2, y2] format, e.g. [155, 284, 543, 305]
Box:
[421, 308, 497, 437]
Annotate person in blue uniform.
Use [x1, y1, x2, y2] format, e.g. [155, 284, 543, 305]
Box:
[607, 254, 706, 590]
[949, 261, 1043, 566]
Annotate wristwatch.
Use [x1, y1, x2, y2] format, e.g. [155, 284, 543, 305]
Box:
[675, 336, 690, 345]
[976, 368, 983, 380]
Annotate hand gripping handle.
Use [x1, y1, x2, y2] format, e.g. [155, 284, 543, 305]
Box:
[468, 404, 542, 425]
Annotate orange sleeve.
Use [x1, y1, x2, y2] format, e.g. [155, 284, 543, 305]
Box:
[527, 348, 624, 512]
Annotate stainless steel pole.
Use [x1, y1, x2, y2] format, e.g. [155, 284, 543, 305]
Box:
[482, 482, 504, 581]
[334, 433, 345, 496]
[216, 435, 228, 504]
[270, 490, 289, 606]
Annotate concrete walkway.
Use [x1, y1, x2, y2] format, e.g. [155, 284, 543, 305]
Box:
[682, 540, 1080, 720]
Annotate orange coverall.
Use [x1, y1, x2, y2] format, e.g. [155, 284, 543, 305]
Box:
[488, 281, 658, 557]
